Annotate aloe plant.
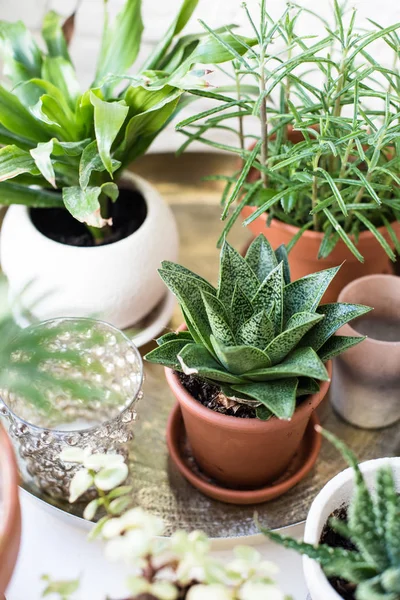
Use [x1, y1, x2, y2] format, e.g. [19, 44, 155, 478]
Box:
[145, 234, 370, 420]
[0, 0, 253, 242]
[262, 429, 400, 600]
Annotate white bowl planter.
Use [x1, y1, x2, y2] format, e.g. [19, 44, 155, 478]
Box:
[303, 456, 400, 600]
[0, 171, 179, 330]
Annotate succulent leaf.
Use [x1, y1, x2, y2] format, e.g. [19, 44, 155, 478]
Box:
[144, 340, 190, 370]
[274, 244, 291, 285]
[301, 303, 372, 351]
[244, 347, 329, 382]
[318, 335, 366, 362]
[232, 378, 298, 420]
[237, 309, 274, 349]
[380, 468, 400, 566]
[201, 290, 236, 346]
[251, 262, 284, 333]
[356, 576, 399, 600]
[296, 377, 320, 396]
[161, 260, 216, 293]
[245, 234, 278, 282]
[256, 405, 273, 420]
[218, 240, 259, 307]
[177, 343, 242, 383]
[265, 311, 324, 364]
[210, 335, 271, 375]
[230, 283, 254, 332]
[156, 331, 194, 345]
[283, 266, 340, 324]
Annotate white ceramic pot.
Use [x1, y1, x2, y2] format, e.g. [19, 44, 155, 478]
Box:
[303, 457, 400, 600]
[0, 171, 179, 330]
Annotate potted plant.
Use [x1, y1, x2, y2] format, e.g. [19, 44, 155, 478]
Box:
[177, 2, 400, 301]
[262, 429, 400, 600]
[0, 0, 253, 329]
[145, 233, 370, 499]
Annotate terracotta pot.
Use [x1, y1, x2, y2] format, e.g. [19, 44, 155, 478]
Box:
[165, 362, 332, 489]
[331, 274, 400, 429]
[241, 127, 400, 303]
[0, 424, 21, 596]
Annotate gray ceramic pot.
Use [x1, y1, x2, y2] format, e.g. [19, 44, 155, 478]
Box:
[331, 274, 400, 429]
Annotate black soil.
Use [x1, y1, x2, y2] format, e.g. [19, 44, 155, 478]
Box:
[320, 506, 357, 600]
[30, 187, 147, 247]
[178, 372, 256, 418]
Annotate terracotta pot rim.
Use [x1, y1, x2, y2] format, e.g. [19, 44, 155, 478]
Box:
[338, 273, 400, 347]
[166, 403, 322, 505]
[164, 360, 332, 431]
[0, 425, 20, 571]
[245, 209, 396, 241]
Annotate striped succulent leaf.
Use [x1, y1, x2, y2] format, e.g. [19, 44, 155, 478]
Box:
[146, 234, 371, 420]
[262, 430, 400, 600]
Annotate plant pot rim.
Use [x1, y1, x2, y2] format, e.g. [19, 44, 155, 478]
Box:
[16, 170, 155, 253]
[338, 273, 400, 347]
[164, 360, 332, 431]
[303, 456, 400, 600]
[166, 402, 322, 504]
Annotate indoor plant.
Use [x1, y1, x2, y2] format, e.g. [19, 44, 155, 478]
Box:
[178, 1, 400, 301]
[262, 429, 400, 600]
[0, 0, 253, 328]
[145, 233, 370, 491]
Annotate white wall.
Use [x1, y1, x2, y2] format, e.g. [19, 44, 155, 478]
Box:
[0, 0, 400, 152]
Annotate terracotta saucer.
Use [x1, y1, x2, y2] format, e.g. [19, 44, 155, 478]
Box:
[167, 403, 321, 505]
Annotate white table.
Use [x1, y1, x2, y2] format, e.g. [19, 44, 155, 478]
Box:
[7, 491, 308, 600]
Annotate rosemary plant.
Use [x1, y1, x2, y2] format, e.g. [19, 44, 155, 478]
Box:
[178, 1, 400, 260]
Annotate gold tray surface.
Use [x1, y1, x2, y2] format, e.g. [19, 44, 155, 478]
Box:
[24, 153, 400, 538]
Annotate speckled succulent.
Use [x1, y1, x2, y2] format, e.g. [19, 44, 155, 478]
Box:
[263, 429, 400, 600]
[145, 234, 370, 420]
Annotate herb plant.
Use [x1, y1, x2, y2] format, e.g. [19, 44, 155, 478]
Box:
[145, 234, 370, 420]
[262, 428, 400, 600]
[0, 0, 253, 242]
[178, 1, 400, 259]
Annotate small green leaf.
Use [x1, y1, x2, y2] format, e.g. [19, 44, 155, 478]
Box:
[30, 140, 56, 187]
[145, 340, 191, 370]
[156, 331, 194, 345]
[318, 335, 365, 362]
[237, 309, 275, 350]
[275, 244, 291, 284]
[244, 347, 329, 382]
[201, 290, 236, 346]
[210, 336, 271, 375]
[218, 240, 259, 307]
[0, 144, 38, 181]
[245, 234, 278, 283]
[232, 379, 299, 420]
[251, 262, 284, 333]
[62, 186, 109, 228]
[265, 312, 324, 365]
[177, 343, 242, 383]
[230, 283, 254, 333]
[90, 92, 129, 176]
[297, 377, 320, 396]
[283, 266, 340, 324]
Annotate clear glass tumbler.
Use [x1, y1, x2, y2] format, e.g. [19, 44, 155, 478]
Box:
[0, 318, 143, 499]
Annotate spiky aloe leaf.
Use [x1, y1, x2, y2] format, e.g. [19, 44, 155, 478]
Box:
[230, 283, 253, 333]
[210, 335, 271, 375]
[265, 312, 324, 365]
[283, 266, 340, 324]
[145, 339, 191, 370]
[252, 262, 284, 333]
[245, 234, 278, 283]
[301, 303, 372, 351]
[275, 244, 291, 285]
[237, 309, 275, 349]
[218, 240, 259, 307]
[320, 429, 389, 571]
[318, 335, 366, 362]
[244, 347, 329, 382]
[232, 378, 298, 420]
[158, 269, 213, 354]
[201, 290, 236, 346]
[296, 377, 320, 396]
[177, 343, 242, 383]
[156, 331, 194, 345]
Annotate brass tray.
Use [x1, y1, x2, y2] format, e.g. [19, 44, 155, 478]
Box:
[22, 152, 400, 539]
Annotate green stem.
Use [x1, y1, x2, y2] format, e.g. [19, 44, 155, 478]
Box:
[259, 50, 268, 188]
[312, 152, 322, 230]
[235, 64, 245, 155]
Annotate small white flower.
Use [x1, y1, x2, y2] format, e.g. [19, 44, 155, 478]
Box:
[94, 463, 129, 491]
[60, 447, 91, 464]
[84, 453, 125, 471]
[69, 468, 94, 503]
[187, 584, 234, 600]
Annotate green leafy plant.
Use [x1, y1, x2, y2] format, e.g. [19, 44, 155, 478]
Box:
[178, 1, 400, 259]
[42, 449, 290, 600]
[262, 428, 400, 600]
[145, 233, 370, 420]
[0, 0, 254, 242]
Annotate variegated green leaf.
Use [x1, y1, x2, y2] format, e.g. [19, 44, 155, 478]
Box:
[245, 234, 278, 282]
[158, 269, 213, 354]
[201, 290, 236, 346]
[318, 335, 365, 362]
[156, 331, 194, 345]
[79, 140, 121, 189]
[283, 266, 340, 324]
[275, 244, 291, 285]
[251, 262, 284, 333]
[237, 309, 274, 350]
[379, 468, 400, 565]
[161, 261, 216, 294]
[230, 283, 253, 333]
[0, 145, 38, 181]
[232, 378, 299, 420]
[296, 377, 320, 396]
[30, 140, 56, 187]
[62, 186, 110, 228]
[301, 303, 372, 351]
[265, 312, 324, 365]
[145, 339, 191, 370]
[244, 347, 329, 382]
[210, 336, 271, 375]
[90, 92, 129, 176]
[178, 343, 242, 383]
[218, 240, 259, 307]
